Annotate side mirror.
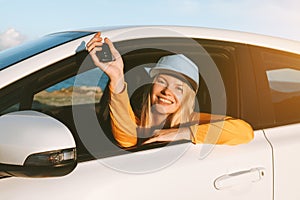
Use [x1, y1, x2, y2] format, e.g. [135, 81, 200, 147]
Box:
[0, 111, 77, 178]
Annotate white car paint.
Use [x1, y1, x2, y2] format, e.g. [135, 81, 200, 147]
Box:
[264, 124, 300, 200]
[1, 131, 272, 200]
[0, 111, 75, 165]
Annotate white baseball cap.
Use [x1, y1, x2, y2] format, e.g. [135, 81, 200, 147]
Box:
[146, 54, 199, 91]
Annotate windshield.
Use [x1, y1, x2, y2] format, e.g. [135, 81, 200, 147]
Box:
[0, 31, 94, 70]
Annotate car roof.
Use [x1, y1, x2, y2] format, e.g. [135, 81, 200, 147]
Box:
[74, 25, 300, 55]
[1, 25, 299, 90]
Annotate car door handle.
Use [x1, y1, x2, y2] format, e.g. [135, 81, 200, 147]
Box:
[214, 167, 265, 190]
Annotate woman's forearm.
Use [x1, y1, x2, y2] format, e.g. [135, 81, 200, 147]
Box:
[190, 117, 254, 145]
[109, 83, 138, 147]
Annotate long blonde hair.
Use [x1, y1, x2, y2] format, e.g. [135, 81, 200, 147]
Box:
[137, 75, 196, 129]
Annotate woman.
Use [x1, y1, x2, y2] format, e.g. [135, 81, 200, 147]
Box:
[87, 33, 254, 148]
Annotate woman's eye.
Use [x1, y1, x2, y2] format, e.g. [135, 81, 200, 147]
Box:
[157, 79, 166, 85]
[176, 87, 183, 92]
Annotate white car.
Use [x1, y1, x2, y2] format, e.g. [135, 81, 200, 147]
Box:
[1, 26, 300, 200]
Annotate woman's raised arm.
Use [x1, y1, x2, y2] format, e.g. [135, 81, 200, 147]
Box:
[86, 32, 125, 94]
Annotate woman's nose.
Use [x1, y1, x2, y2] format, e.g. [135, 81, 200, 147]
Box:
[161, 86, 173, 95]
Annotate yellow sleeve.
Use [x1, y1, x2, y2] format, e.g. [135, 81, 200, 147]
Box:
[109, 83, 138, 147]
[189, 114, 254, 145]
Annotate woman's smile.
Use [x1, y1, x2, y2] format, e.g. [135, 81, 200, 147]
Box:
[157, 96, 174, 105]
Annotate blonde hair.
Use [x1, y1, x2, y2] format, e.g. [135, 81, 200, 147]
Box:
[138, 76, 196, 129]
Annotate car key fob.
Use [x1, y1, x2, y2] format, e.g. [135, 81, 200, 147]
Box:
[96, 43, 113, 62]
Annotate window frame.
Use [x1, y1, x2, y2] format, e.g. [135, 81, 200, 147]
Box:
[250, 45, 300, 128]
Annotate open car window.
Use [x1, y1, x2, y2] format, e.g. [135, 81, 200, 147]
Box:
[18, 37, 247, 162]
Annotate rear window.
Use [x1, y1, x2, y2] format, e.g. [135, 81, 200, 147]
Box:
[0, 31, 93, 70]
[265, 56, 300, 125]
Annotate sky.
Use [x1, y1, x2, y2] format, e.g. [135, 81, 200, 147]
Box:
[1, 0, 300, 51]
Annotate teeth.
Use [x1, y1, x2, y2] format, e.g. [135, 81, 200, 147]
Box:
[159, 97, 172, 104]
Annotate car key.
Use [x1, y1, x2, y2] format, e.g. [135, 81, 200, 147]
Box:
[96, 43, 113, 62]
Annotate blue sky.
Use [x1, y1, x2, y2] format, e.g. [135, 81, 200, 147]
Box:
[1, 0, 300, 50]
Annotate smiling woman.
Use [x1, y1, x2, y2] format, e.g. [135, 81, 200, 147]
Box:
[86, 32, 254, 148]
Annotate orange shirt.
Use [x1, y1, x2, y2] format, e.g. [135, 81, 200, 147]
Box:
[109, 84, 254, 148]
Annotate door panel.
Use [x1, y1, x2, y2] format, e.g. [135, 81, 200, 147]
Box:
[264, 124, 300, 200]
[250, 45, 300, 199]
[0, 131, 272, 200]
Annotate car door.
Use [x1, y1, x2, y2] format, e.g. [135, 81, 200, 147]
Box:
[251, 46, 300, 200]
[0, 37, 273, 200]
[103, 37, 273, 200]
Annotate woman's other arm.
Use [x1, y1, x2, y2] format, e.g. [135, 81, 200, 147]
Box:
[190, 114, 254, 145]
[143, 114, 254, 145]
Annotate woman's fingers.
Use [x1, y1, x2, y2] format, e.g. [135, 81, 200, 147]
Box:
[89, 48, 103, 66]
[95, 32, 101, 38]
[142, 137, 156, 145]
[87, 34, 101, 44]
[86, 32, 102, 49]
[86, 33, 124, 80]
[87, 34, 120, 61]
[86, 41, 103, 52]
[86, 38, 102, 51]
[90, 47, 103, 55]
[142, 129, 184, 145]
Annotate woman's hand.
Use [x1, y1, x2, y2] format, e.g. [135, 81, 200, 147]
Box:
[86, 32, 125, 93]
[142, 127, 191, 145]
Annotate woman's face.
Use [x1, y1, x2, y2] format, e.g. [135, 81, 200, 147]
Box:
[151, 74, 184, 115]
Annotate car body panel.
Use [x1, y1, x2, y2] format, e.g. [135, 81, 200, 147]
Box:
[264, 124, 300, 200]
[1, 131, 272, 200]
